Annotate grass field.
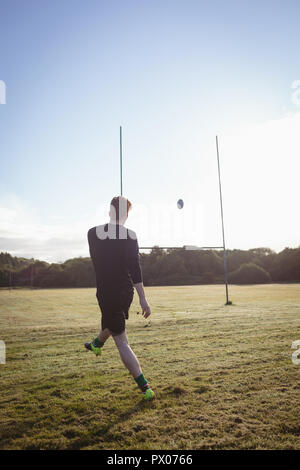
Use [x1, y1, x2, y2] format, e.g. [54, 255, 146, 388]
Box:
[1, 284, 300, 450]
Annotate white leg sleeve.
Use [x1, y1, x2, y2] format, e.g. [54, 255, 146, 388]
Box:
[113, 332, 142, 379]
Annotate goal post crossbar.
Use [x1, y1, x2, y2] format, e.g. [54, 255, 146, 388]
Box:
[139, 246, 224, 250]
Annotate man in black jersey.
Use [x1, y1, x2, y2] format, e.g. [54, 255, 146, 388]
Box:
[85, 196, 154, 401]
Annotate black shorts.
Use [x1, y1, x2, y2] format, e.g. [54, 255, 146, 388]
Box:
[97, 288, 134, 336]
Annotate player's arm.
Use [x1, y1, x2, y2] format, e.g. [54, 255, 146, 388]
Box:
[134, 282, 151, 319]
[126, 233, 151, 319]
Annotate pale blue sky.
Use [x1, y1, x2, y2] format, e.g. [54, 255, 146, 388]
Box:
[1, 0, 300, 260]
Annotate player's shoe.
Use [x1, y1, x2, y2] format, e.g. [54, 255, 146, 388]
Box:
[142, 387, 155, 401]
[84, 341, 102, 356]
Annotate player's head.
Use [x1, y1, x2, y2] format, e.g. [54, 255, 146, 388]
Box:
[109, 196, 132, 224]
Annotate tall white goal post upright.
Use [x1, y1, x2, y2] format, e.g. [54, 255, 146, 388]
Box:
[215, 135, 232, 305]
[119, 126, 232, 305]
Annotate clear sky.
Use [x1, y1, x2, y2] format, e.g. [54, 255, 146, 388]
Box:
[1, 0, 300, 261]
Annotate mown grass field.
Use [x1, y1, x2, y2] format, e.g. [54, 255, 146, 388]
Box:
[0, 284, 300, 450]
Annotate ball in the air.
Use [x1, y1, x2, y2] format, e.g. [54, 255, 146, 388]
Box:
[177, 199, 184, 209]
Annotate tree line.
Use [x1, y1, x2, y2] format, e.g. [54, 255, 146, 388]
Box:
[0, 246, 299, 288]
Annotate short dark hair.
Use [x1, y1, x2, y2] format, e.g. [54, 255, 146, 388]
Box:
[110, 196, 132, 222]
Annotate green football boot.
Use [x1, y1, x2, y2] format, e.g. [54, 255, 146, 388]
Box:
[142, 387, 155, 401]
[84, 340, 102, 356]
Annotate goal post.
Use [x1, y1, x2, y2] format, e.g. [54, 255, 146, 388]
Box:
[119, 127, 232, 305]
[139, 244, 231, 305]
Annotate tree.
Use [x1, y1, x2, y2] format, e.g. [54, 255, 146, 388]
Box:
[269, 248, 300, 282]
[63, 258, 95, 287]
[0, 267, 10, 287]
[228, 262, 271, 284]
[227, 249, 253, 272]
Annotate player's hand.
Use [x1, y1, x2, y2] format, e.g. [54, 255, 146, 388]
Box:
[140, 297, 151, 319]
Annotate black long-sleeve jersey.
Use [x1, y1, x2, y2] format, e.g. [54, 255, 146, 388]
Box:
[88, 223, 142, 303]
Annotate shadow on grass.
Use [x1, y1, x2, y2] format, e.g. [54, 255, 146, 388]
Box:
[90, 398, 155, 439]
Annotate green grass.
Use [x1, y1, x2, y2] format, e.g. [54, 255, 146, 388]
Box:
[1, 284, 300, 450]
